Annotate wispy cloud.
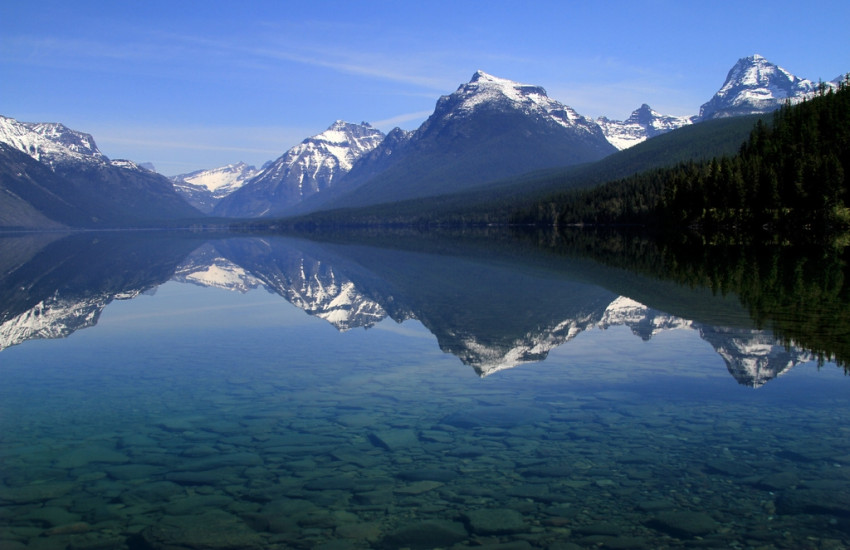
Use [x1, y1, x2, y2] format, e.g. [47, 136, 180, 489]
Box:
[372, 110, 433, 129]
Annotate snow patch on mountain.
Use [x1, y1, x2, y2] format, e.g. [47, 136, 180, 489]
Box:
[213, 121, 385, 217]
[698, 54, 836, 120]
[0, 115, 105, 165]
[173, 162, 260, 197]
[597, 105, 694, 150]
[434, 70, 600, 134]
[252, 121, 385, 190]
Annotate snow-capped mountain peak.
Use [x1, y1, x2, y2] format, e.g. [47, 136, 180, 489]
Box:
[596, 104, 693, 150]
[0, 115, 106, 165]
[173, 162, 260, 195]
[291, 120, 386, 172]
[436, 70, 596, 132]
[212, 121, 385, 217]
[698, 54, 833, 120]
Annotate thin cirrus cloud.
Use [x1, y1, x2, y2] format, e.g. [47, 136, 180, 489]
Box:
[370, 110, 434, 130]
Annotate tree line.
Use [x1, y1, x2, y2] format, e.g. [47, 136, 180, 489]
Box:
[513, 76, 850, 235]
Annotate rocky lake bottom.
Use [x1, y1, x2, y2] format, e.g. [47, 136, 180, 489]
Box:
[1, 282, 849, 550]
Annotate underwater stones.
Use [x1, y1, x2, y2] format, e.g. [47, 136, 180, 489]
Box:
[775, 487, 850, 517]
[141, 509, 264, 549]
[20, 506, 80, 527]
[330, 450, 381, 468]
[43, 522, 91, 536]
[104, 464, 163, 481]
[396, 468, 457, 482]
[577, 535, 650, 549]
[521, 464, 574, 478]
[394, 480, 443, 495]
[462, 508, 527, 535]
[335, 413, 380, 428]
[165, 467, 239, 486]
[368, 429, 419, 451]
[303, 476, 358, 491]
[752, 471, 799, 490]
[648, 510, 718, 537]
[335, 521, 382, 541]
[636, 499, 675, 512]
[441, 406, 549, 429]
[573, 522, 622, 536]
[163, 494, 235, 515]
[155, 418, 200, 433]
[0, 482, 76, 504]
[176, 452, 263, 471]
[54, 447, 130, 469]
[118, 480, 183, 505]
[506, 485, 571, 503]
[447, 444, 487, 457]
[379, 520, 468, 549]
[704, 459, 754, 477]
[353, 488, 394, 506]
[180, 444, 219, 458]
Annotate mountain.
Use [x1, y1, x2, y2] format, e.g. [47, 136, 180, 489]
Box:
[213, 121, 385, 218]
[595, 54, 841, 149]
[0, 115, 105, 165]
[0, 115, 201, 227]
[171, 162, 261, 213]
[697, 54, 835, 120]
[596, 104, 694, 150]
[311, 71, 617, 211]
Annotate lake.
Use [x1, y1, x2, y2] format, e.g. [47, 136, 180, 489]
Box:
[0, 230, 848, 550]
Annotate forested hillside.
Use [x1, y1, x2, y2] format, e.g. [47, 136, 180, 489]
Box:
[514, 77, 850, 234]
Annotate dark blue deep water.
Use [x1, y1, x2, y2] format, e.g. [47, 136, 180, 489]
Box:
[0, 232, 848, 550]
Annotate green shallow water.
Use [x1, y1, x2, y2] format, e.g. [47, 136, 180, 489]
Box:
[0, 234, 849, 550]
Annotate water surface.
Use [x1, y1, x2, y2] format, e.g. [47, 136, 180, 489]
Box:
[0, 231, 848, 550]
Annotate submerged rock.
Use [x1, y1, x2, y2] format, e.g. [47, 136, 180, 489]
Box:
[441, 406, 549, 429]
[379, 520, 468, 549]
[140, 509, 265, 549]
[648, 510, 718, 537]
[462, 508, 527, 535]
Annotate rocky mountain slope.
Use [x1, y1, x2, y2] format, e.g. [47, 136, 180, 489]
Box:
[0, 115, 201, 227]
[311, 71, 617, 211]
[171, 162, 261, 213]
[596, 104, 694, 150]
[698, 54, 837, 120]
[213, 121, 385, 218]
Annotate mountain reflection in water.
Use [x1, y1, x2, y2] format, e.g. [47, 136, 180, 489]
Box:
[1, 229, 849, 550]
[0, 230, 841, 387]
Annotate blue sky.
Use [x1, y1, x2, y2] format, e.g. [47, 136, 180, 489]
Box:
[2, 1, 847, 176]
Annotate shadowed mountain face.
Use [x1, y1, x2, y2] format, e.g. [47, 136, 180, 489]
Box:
[0, 231, 835, 387]
[0, 116, 201, 228]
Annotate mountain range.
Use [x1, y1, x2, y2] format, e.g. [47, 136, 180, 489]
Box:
[0, 54, 844, 228]
[0, 233, 814, 387]
[0, 116, 201, 227]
